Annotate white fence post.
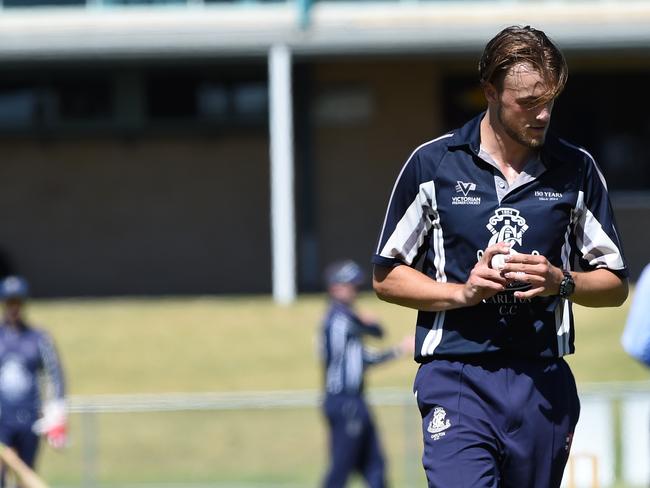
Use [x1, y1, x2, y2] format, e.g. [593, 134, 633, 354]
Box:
[268, 43, 297, 305]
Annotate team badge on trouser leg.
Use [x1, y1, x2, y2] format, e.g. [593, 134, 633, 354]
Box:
[415, 358, 580, 488]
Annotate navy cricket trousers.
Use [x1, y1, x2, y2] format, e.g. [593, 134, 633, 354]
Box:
[414, 356, 580, 488]
[322, 394, 386, 488]
[0, 417, 40, 488]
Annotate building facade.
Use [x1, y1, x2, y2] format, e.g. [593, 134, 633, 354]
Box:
[0, 1, 647, 296]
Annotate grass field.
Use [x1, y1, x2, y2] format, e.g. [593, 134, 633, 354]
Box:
[18, 291, 645, 486]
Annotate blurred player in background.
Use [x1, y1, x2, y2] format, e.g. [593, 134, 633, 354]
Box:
[373, 26, 628, 487]
[621, 264, 650, 366]
[319, 260, 413, 488]
[621, 263, 650, 466]
[0, 276, 67, 485]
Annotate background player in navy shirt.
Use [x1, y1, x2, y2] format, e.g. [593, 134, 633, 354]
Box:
[0, 276, 67, 484]
[319, 260, 412, 488]
[372, 26, 628, 487]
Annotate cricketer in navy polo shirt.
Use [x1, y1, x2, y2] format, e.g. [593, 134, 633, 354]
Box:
[319, 260, 412, 488]
[372, 26, 629, 488]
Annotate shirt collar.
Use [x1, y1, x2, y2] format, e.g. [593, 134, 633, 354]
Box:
[448, 112, 483, 155]
[448, 111, 564, 169]
[478, 146, 545, 180]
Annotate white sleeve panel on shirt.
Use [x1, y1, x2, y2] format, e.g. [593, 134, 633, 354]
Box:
[325, 313, 348, 394]
[572, 148, 627, 273]
[574, 190, 625, 271]
[378, 180, 437, 265]
[374, 135, 452, 267]
[37, 330, 65, 401]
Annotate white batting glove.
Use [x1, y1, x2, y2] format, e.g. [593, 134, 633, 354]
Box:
[32, 400, 68, 449]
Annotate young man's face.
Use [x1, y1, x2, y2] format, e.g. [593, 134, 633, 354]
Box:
[490, 62, 555, 149]
[329, 283, 358, 304]
[4, 298, 23, 322]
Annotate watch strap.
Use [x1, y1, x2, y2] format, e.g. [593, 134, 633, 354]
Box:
[559, 270, 575, 299]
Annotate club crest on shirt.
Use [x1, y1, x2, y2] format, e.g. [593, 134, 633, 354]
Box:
[427, 406, 452, 440]
[452, 181, 481, 205]
[478, 207, 539, 297]
[486, 207, 528, 247]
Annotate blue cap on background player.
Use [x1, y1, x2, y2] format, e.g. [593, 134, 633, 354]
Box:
[0, 276, 29, 300]
[325, 260, 365, 287]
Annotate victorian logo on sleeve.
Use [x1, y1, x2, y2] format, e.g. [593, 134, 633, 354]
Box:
[452, 181, 481, 205]
[427, 406, 452, 441]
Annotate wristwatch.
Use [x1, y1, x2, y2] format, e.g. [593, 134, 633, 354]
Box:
[558, 271, 575, 299]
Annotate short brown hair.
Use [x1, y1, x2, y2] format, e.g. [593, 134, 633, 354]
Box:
[478, 25, 568, 105]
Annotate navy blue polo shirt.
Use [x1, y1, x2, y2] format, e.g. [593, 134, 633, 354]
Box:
[372, 113, 627, 361]
[0, 321, 65, 419]
[320, 300, 398, 396]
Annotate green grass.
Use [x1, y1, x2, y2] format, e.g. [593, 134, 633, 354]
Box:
[26, 293, 643, 395]
[17, 291, 643, 486]
[42, 407, 425, 486]
[567, 301, 648, 383]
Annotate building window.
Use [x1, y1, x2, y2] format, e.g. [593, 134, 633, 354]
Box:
[146, 70, 268, 127]
[0, 65, 267, 135]
[0, 77, 112, 132]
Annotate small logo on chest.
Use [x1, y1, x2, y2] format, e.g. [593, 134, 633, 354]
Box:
[452, 181, 481, 205]
[535, 190, 563, 201]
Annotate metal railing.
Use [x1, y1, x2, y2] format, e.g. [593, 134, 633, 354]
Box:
[66, 380, 650, 413]
[51, 382, 650, 488]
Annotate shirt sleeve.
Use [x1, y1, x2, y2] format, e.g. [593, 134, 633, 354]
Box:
[347, 314, 384, 339]
[372, 149, 437, 268]
[363, 345, 400, 366]
[37, 331, 66, 401]
[621, 265, 650, 366]
[572, 153, 627, 276]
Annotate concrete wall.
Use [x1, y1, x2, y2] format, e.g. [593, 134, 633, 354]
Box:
[312, 60, 441, 282]
[0, 59, 446, 297]
[0, 134, 270, 296]
[0, 58, 645, 297]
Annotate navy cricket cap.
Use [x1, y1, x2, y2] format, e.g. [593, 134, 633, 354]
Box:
[325, 260, 365, 287]
[0, 276, 29, 300]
